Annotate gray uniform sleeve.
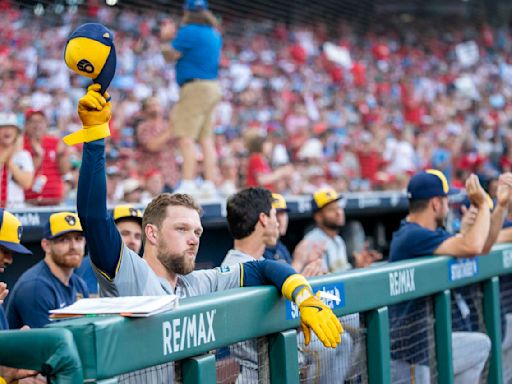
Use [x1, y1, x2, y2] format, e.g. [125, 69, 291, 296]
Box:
[94, 244, 168, 297]
[182, 264, 242, 296]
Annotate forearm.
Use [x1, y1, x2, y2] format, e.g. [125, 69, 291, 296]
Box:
[8, 163, 33, 189]
[57, 145, 71, 174]
[462, 206, 491, 254]
[77, 140, 122, 277]
[482, 204, 508, 254]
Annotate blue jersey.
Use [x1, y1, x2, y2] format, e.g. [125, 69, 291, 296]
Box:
[389, 220, 452, 364]
[263, 240, 292, 265]
[6, 260, 89, 328]
[172, 24, 222, 86]
[74, 255, 98, 295]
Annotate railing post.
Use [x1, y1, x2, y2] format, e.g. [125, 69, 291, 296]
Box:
[367, 307, 391, 384]
[182, 354, 216, 384]
[434, 290, 454, 384]
[484, 277, 504, 384]
[269, 329, 299, 384]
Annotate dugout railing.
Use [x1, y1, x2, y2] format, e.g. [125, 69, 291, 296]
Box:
[2, 244, 512, 383]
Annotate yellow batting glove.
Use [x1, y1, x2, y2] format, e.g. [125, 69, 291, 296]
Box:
[63, 84, 112, 146]
[299, 292, 343, 348]
[281, 274, 343, 348]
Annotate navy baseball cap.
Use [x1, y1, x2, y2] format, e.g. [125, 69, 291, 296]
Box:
[407, 169, 459, 201]
[64, 23, 116, 94]
[184, 0, 208, 11]
[0, 209, 31, 255]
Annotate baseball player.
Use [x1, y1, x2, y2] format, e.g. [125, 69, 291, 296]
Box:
[6, 212, 88, 329]
[74, 86, 342, 353]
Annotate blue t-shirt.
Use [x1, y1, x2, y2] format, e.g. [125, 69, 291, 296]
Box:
[172, 24, 222, 86]
[263, 240, 292, 265]
[74, 255, 99, 295]
[6, 260, 89, 329]
[388, 220, 452, 364]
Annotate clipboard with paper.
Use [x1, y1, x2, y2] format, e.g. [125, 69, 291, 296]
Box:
[49, 295, 178, 319]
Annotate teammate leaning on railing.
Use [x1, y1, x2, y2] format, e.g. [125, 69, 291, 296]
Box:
[73, 84, 342, 349]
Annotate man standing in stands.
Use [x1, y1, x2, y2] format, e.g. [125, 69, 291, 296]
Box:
[7, 212, 88, 328]
[160, 0, 222, 198]
[23, 109, 69, 206]
[388, 170, 497, 383]
[304, 187, 382, 273]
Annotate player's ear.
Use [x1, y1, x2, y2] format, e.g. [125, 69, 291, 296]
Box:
[41, 238, 50, 253]
[258, 212, 268, 227]
[144, 224, 158, 245]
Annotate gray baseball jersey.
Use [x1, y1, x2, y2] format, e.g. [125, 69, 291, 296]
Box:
[304, 227, 351, 273]
[95, 244, 242, 299]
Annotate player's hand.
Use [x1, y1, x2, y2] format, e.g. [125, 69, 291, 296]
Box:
[298, 292, 343, 348]
[78, 84, 111, 126]
[301, 259, 325, 277]
[0, 282, 9, 305]
[496, 173, 512, 208]
[466, 174, 487, 208]
[460, 205, 478, 234]
[64, 84, 111, 145]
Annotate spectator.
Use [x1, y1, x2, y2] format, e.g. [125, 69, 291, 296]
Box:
[245, 130, 293, 192]
[135, 97, 177, 192]
[121, 178, 144, 204]
[6, 212, 88, 328]
[388, 170, 493, 383]
[141, 169, 166, 204]
[0, 113, 34, 208]
[160, 0, 222, 198]
[23, 109, 70, 206]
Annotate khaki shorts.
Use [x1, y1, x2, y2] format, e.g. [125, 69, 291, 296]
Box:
[170, 80, 222, 140]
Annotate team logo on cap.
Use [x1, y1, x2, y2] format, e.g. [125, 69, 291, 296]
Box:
[129, 208, 138, 217]
[65, 215, 77, 226]
[77, 59, 94, 74]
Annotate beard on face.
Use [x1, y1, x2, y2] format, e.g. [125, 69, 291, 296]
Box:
[51, 250, 83, 269]
[322, 217, 342, 231]
[435, 214, 447, 229]
[157, 239, 196, 275]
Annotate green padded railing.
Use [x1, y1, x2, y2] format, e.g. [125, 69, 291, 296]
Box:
[4, 244, 512, 383]
[0, 328, 83, 383]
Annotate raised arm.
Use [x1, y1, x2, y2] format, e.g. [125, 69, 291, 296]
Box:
[76, 86, 122, 278]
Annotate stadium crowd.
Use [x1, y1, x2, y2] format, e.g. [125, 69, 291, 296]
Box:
[1, 3, 512, 206]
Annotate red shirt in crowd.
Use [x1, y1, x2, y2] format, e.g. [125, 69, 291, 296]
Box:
[24, 136, 64, 205]
[246, 153, 273, 190]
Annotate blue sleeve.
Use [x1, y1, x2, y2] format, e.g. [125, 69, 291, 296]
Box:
[172, 26, 193, 52]
[407, 227, 453, 258]
[7, 280, 56, 328]
[77, 140, 122, 278]
[0, 305, 8, 330]
[242, 259, 295, 290]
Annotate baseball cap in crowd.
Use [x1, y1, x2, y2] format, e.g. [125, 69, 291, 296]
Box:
[311, 188, 342, 212]
[24, 109, 46, 121]
[44, 212, 83, 240]
[0, 209, 31, 255]
[113, 205, 143, 224]
[272, 193, 290, 213]
[0, 112, 21, 130]
[407, 169, 459, 201]
[184, 0, 208, 11]
[64, 23, 116, 94]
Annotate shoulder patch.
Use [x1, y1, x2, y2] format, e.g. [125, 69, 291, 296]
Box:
[218, 266, 233, 274]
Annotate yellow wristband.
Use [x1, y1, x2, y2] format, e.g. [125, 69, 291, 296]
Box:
[63, 123, 111, 146]
[281, 274, 312, 305]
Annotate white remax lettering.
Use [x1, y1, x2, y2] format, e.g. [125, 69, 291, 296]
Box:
[389, 268, 416, 296]
[162, 309, 216, 356]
